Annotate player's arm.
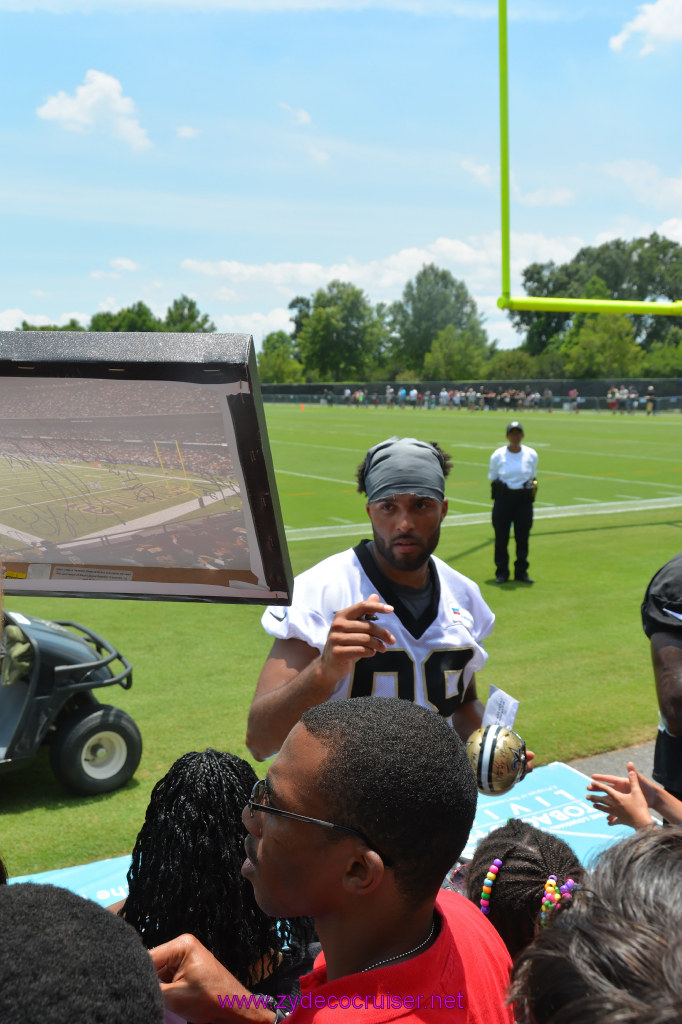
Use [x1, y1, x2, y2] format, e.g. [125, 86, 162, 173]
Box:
[245, 595, 395, 761]
[651, 632, 682, 736]
[451, 675, 485, 742]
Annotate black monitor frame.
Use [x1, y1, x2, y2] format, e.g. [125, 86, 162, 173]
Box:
[0, 331, 292, 604]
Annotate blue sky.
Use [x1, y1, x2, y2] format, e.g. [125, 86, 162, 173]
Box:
[1, 0, 681, 349]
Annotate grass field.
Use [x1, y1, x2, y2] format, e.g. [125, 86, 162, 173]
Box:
[2, 404, 682, 877]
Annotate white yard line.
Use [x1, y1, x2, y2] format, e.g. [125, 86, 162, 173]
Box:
[287, 495, 682, 542]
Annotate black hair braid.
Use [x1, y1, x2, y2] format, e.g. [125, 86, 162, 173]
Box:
[122, 750, 311, 985]
[466, 819, 582, 959]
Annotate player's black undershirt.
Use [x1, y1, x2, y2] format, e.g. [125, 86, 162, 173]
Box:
[354, 539, 439, 640]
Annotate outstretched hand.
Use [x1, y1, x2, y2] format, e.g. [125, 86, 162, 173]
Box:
[586, 762, 656, 830]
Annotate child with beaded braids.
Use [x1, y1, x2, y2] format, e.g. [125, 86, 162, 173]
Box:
[117, 749, 317, 995]
[464, 818, 582, 958]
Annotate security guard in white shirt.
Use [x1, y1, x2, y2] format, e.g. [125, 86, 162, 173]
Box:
[488, 421, 538, 584]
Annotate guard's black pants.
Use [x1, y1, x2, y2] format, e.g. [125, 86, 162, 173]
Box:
[492, 491, 533, 578]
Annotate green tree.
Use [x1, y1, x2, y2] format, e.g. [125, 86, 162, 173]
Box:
[487, 347, 538, 380]
[297, 280, 381, 381]
[535, 338, 568, 379]
[560, 314, 643, 378]
[641, 327, 682, 376]
[257, 330, 303, 383]
[89, 301, 163, 332]
[423, 324, 491, 380]
[511, 233, 682, 354]
[18, 318, 85, 331]
[288, 296, 312, 339]
[164, 295, 216, 333]
[363, 301, 400, 380]
[390, 264, 488, 372]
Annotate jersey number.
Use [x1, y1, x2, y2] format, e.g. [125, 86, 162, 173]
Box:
[349, 647, 474, 717]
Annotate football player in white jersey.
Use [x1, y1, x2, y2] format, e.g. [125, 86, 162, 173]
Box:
[246, 437, 507, 763]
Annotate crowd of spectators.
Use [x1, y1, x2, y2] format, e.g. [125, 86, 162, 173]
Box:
[331, 385, 550, 411]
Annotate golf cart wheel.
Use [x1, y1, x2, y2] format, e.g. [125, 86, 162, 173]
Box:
[50, 705, 142, 796]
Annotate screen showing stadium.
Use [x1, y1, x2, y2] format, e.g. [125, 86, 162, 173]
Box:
[0, 333, 291, 603]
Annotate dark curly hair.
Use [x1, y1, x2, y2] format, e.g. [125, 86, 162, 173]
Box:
[356, 441, 452, 494]
[466, 819, 582, 958]
[121, 749, 313, 987]
[0, 883, 163, 1024]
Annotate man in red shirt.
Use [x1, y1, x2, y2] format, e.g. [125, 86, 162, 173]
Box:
[152, 697, 513, 1024]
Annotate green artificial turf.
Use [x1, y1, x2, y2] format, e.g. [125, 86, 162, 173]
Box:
[2, 405, 681, 876]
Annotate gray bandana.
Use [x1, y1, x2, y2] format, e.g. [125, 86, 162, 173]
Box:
[364, 437, 445, 503]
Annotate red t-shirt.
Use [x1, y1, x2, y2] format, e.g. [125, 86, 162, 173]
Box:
[288, 890, 513, 1023]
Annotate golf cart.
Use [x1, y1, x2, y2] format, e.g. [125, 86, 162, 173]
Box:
[0, 610, 141, 796]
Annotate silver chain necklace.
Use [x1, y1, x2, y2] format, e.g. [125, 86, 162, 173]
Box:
[361, 917, 436, 973]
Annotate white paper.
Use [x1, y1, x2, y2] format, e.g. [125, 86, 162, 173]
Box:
[482, 684, 519, 729]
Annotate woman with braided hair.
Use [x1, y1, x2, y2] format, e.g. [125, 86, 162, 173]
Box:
[464, 819, 582, 959]
[117, 749, 317, 995]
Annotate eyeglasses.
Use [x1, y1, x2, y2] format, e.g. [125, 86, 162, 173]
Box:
[248, 778, 393, 866]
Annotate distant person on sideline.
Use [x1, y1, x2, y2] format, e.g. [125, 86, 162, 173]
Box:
[488, 422, 538, 584]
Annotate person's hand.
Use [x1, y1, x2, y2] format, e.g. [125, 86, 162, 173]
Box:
[586, 762, 656, 830]
[150, 934, 272, 1023]
[523, 749, 535, 776]
[319, 593, 395, 678]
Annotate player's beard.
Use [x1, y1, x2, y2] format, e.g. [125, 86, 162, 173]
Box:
[371, 523, 441, 574]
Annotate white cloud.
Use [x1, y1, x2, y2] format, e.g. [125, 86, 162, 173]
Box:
[61, 311, 90, 325]
[279, 102, 312, 127]
[182, 227, 585, 350]
[515, 186, 574, 207]
[610, 0, 682, 55]
[600, 158, 682, 206]
[0, 309, 87, 329]
[37, 70, 151, 151]
[176, 125, 199, 139]
[110, 257, 139, 271]
[91, 256, 139, 278]
[307, 143, 331, 163]
[215, 307, 292, 343]
[593, 214, 655, 245]
[510, 173, 574, 207]
[658, 217, 682, 244]
[183, 231, 584, 299]
[460, 157, 495, 187]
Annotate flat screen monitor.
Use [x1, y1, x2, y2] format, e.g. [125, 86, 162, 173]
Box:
[0, 331, 291, 604]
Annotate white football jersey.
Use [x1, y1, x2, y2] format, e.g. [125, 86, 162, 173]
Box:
[262, 541, 495, 725]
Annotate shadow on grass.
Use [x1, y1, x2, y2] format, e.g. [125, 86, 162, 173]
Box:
[441, 538, 493, 561]
[535, 516, 682, 537]
[443, 517, 682, 568]
[0, 746, 141, 816]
